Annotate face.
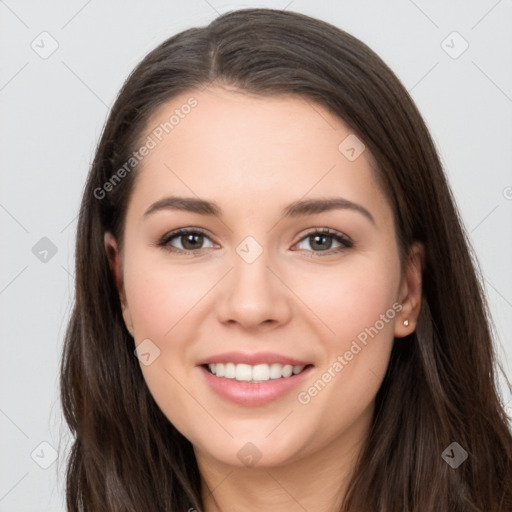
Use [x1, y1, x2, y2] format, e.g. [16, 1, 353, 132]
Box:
[105, 86, 423, 470]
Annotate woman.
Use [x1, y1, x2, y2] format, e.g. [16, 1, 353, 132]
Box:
[60, 8, 512, 511]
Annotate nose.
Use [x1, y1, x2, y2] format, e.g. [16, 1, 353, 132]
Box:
[215, 244, 293, 331]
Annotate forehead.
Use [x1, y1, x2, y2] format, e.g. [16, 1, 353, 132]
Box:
[127, 86, 392, 225]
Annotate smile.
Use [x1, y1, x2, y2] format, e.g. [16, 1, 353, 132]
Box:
[206, 362, 309, 383]
[200, 363, 314, 406]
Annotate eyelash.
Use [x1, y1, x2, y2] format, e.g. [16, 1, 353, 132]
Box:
[156, 227, 354, 257]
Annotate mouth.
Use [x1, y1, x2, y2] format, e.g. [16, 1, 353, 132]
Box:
[202, 362, 314, 383]
[197, 351, 315, 405]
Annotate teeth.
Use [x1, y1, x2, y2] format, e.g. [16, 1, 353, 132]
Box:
[236, 364, 252, 382]
[292, 365, 304, 375]
[253, 364, 269, 381]
[216, 363, 225, 377]
[224, 362, 236, 379]
[207, 363, 306, 382]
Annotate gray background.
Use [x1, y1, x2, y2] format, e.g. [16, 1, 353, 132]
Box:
[1, 0, 511, 510]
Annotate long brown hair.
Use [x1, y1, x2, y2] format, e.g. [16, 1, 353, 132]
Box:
[60, 8, 512, 511]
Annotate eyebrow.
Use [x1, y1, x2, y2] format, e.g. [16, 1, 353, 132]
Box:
[143, 196, 376, 225]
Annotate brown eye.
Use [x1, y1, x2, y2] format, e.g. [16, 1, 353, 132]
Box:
[180, 232, 204, 250]
[158, 228, 216, 254]
[294, 228, 353, 255]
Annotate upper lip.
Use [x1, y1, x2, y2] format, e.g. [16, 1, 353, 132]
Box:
[196, 351, 312, 367]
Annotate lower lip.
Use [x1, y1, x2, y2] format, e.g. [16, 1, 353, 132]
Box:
[199, 365, 314, 406]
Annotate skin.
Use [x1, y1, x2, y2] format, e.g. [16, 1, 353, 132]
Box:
[105, 86, 424, 512]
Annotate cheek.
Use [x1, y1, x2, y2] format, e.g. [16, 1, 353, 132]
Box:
[122, 248, 217, 404]
[290, 252, 401, 345]
[293, 254, 400, 429]
[123, 250, 208, 341]
[291, 252, 400, 399]
[123, 251, 209, 434]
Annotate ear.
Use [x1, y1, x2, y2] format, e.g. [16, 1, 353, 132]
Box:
[394, 241, 425, 338]
[104, 232, 134, 337]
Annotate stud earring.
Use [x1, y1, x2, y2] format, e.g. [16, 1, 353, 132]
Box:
[403, 319, 409, 327]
